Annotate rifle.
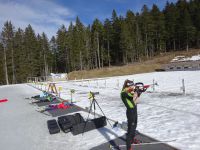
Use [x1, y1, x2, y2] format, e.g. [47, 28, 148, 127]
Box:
[133, 82, 150, 97]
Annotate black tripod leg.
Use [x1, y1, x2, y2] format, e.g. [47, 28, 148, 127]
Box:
[82, 100, 94, 135]
[94, 102, 96, 118]
[94, 99, 113, 128]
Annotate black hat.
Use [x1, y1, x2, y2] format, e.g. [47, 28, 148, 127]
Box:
[127, 82, 135, 86]
[125, 79, 134, 86]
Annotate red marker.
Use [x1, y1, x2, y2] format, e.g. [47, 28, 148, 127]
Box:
[0, 99, 8, 103]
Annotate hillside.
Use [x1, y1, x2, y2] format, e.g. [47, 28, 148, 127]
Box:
[68, 49, 200, 80]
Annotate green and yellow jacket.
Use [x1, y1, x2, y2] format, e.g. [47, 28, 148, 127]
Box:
[121, 88, 135, 109]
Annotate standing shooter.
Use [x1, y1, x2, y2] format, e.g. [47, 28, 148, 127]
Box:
[121, 79, 140, 150]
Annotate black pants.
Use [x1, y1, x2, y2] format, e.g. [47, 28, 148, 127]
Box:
[126, 107, 137, 150]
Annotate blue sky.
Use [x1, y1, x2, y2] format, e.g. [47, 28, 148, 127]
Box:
[0, 0, 177, 39]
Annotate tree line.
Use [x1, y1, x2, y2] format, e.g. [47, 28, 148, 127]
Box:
[0, 0, 200, 85]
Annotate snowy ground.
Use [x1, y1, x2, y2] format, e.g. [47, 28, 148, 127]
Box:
[1, 71, 200, 150]
[35, 71, 200, 150]
[0, 84, 125, 150]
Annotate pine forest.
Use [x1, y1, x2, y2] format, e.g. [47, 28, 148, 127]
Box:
[0, 0, 200, 84]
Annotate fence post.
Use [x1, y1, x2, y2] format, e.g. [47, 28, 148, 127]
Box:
[181, 79, 186, 95]
[96, 80, 99, 88]
[44, 83, 48, 91]
[117, 79, 119, 89]
[152, 79, 155, 92]
[81, 78, 83, 86]
[58, 86, 63, 97]
[70, 89, 75, 104]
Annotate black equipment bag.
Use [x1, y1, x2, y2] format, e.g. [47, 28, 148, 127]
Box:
[34, 98, 49, 103]
[58, 113, 84, 133]
[31, 95, 40, 99]
[58, 115, 73, 133]
[73, 113, 85, 124]
[47, 119, 60, 134]
[71, 116, 107, 135]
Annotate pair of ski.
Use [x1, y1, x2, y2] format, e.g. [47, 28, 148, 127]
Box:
[109, 139, 176, 150]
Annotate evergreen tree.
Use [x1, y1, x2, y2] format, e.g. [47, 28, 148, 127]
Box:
[188, 0, 200, 48]
[1, 21, 15, 84]
[73, 17, 86, 70]
[139, 5, 153, 58]
[111, 9, 122, 64]
[66, 22, 73, 71]
[0, 0, 200, 85]
[176, 0, 196, 50]
[56, 25, 68, 72]
[135, 13, 143, 61]
[125, 10, 137, 62]
[91, 18, 104, 68]
[41, 33, 50, 76]
[120, 19, 130, 64]
[14, 28, 25, 83]
[0, 43, 4, 84]
[164, 2, 178, 51]
[103, 19, 112, 67]
[85, 25, 92, 69]
[150, 4, 166, 54]
[50, 36, 58, 73]
[24, 25, 39, 77]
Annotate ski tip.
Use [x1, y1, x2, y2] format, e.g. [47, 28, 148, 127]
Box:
[113, 121, 118, 128]
[109, 144, 112, 149]
[109, 144, 120, 150]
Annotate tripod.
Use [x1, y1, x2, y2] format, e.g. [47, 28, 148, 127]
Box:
[82, 91, 112, 135]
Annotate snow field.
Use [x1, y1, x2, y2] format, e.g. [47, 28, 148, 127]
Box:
[32, 71, 200, 150]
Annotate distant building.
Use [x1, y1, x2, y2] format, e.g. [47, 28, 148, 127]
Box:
[50, 73, 68, 81]
[164, 55, 200, 71]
